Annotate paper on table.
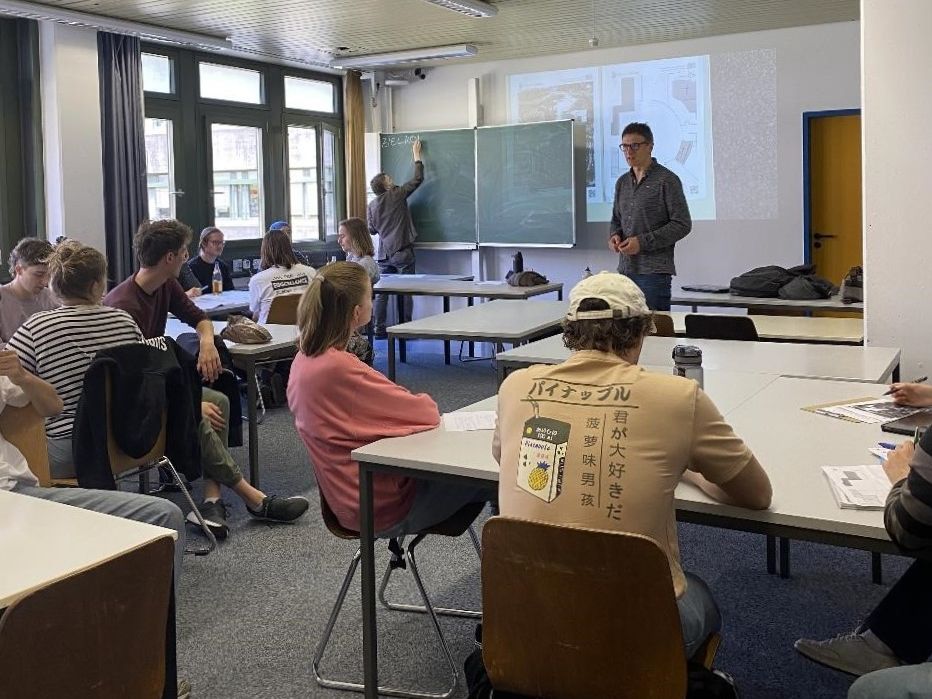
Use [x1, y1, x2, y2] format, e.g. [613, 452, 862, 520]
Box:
[869, 446, 893, 460]
[822, 465, 891, 509]
[806, 397, 926, 425]
[442, 411, 497, 431]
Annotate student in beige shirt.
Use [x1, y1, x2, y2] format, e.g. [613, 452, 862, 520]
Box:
[0, 238, 58, 343]
[493, 271, 772, 658]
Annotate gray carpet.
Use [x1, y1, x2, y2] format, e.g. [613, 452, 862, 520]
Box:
[165, 340, 908, 698]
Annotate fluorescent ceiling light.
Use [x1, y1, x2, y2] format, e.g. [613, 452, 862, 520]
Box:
[0, 0, 232, 51]
[332, 44, 477, 69]
[422, 0, 498, 18]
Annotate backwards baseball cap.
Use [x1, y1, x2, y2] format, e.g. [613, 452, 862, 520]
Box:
[269, 220, 289, 231]
[566, 271, 652, 322]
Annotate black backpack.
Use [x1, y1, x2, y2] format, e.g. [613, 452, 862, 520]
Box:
[729, 266, 795, 297]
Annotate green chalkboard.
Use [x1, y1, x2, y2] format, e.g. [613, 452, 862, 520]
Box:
[476, 121, 577, 246]
[378, 129, 476, 247]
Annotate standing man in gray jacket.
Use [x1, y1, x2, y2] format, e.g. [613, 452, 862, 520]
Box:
[608, 122, 692, 310]
[368, 139, 424, 338]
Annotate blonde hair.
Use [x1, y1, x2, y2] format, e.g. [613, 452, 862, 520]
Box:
[339, 217, 374, 257]
[47, 240, 107, 302]
[297, 262, 370, 357]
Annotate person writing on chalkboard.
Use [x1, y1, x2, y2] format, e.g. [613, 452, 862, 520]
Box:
[608, 122, 692, 311]
[368, 139, 424, 339]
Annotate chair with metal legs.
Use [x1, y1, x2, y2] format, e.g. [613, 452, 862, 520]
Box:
[312, 491, 485, 698]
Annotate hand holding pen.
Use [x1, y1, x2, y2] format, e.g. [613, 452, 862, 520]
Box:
[885, 376, 931, 406]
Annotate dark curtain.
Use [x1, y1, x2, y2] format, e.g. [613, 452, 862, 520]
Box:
[98, 32, 148, 285]
[344, 71, 367, 219]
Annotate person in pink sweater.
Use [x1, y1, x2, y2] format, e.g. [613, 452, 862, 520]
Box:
[287, 261, 489, 535]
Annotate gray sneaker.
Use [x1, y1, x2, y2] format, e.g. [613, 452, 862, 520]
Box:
[794, 633, 901, 676]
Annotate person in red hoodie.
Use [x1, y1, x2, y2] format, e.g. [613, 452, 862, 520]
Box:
[287, 261, 489, 535]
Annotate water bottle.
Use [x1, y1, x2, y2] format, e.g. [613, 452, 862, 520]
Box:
[211, 261, 223, 294]
[672, 344, 703, 389]
[512, 251, 523, 274]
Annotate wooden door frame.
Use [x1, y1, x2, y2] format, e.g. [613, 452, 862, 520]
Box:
[802, 108, 861, 265]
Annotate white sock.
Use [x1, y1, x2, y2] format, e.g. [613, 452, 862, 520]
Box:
[860, 629, 897, 658]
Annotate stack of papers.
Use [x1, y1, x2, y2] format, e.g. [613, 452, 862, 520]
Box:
[442, 411, 497, 432]
[811, 397, 926, 424]
[822, 465, 891, 509]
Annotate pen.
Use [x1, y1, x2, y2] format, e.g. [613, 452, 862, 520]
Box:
[878, 442, 898, 450]
[883, 375, 928, 395]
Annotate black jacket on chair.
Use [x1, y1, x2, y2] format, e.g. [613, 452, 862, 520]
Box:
[73, 337, 203, 490]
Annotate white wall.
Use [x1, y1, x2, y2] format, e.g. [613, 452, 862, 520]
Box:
[862, 1, 931, 379]
[381, 22, 860, 311]
[39, 22, 106, 251]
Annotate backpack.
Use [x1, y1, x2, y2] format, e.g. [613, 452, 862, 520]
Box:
[840, 266, 863, 303]
[729, 266, 795, 297]
[777, 274, 836, 300]
[505, 270, 549, 287]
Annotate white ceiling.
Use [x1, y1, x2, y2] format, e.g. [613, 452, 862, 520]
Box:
[20, 0, 859, 68]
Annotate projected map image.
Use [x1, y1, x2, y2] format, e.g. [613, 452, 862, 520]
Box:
[509, 55, 715, 221]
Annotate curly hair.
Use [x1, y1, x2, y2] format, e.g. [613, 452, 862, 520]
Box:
[134, 219, 193, 267]
[562, 298, 653, 354]
[47, 240, 107, 302]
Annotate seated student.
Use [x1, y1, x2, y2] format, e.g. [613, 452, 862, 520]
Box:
[187, 226, 233, 292]
[268, 220, 310, 265]
[0, 237, 58, 343]
[493, 272, 773, 659]
[288, 262, 489, 535]
[248, 228, 316, 324]
[103, 220, 308, 537]
[796, 434, 932, 699]
[337, 217, 380, 285]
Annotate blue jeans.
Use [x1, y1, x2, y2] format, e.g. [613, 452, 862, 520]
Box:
[374, 248, 416, 333]
[678, 571, 723, 659]
[627, 273, 673, 311]
[848, 664, 932, 699]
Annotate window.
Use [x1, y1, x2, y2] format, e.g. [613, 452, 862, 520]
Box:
[285, 76, 335, 112]
[211, 124, 264, 239]
[287, 126, 318, 241]
[199, 62, 263, 104]
[144, 118, 176, 219]
[141, 53, 173, 94]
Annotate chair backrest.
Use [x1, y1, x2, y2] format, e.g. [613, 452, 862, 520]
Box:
[651, 312, 676, 337]
[318, 489, 360, 540]
[105, 371, 167, 475]
[0, 403, 51, 486]
[266, 293, 301, 325]
[0, 536, 174, 698]
[481, 516, 687, 699]
[685, 313, 759, 341]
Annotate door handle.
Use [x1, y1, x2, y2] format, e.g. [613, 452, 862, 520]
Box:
[813, 232, 836, 241]
[169, 190, 185, 198]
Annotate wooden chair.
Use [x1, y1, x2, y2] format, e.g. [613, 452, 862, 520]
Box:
[482, 516, 720, 699]
[312, 490, 484, 698]
[651, 312, 676, 337]
[266, 293, 301, 324]
[0, 402, 55, 486]
[685, 313, 759, 341]
[0, 536, 174, 698]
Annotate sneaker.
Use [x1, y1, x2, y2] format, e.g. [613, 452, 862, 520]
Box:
[177, 678, 192, 699]
[247, 495, 309, 523]
[794, 633, 901, 676]
[186, 499, 229, 540]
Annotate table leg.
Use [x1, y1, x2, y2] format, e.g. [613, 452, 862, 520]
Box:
[397, 294, 406, 363]
[360, 463, 379, 699]
[468, 297, 475, 357]
[443, 297, 451, 365]
[245, 358, 260, 487]
[779, 538, 791, 579]
[497, 361, 506, 387]
[388, 337, 396, 382]
[872, 552, 883, 584]
[162, 577, 177, 699]
[766, 535, 776, 574]
[893, 364, 900, 382]
[557, 288, 563, 301]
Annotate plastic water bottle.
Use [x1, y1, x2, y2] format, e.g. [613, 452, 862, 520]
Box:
[211, 261, 223, 294]
[672, 344, 703, 389]
[512, 251, 523, 274]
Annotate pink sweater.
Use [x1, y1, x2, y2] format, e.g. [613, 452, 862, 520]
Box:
[288, 348, 440, 532]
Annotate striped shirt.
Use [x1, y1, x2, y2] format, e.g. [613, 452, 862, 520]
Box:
[611, 159, 692, 276]
[884, 428, 932, 552]
[8, 305, 144, 438]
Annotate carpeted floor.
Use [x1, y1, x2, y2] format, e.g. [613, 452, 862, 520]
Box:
[165, 341, 907, 698]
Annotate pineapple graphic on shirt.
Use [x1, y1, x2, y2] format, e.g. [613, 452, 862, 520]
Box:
[517, 417, 569, 503]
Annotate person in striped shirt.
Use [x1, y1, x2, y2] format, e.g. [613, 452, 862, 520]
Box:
[795, 428, 932, 697]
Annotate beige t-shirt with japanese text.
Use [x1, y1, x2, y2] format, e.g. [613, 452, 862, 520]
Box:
[493, 350, 760, 597]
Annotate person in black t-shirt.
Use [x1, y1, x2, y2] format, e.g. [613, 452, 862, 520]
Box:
[188, 226, 233, 291]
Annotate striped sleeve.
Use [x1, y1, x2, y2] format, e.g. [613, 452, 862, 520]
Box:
[8, 322, 38, 375]
[884, 430, 932, 552]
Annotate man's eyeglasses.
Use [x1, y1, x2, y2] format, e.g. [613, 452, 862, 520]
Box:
[206, 238, 225, 247]
[619, 141, 649, 153]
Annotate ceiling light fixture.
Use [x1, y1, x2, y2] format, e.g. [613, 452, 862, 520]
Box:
[0, 0, 232, 51]
[332, 44, 477, 69]
[422, 0, 498, 18]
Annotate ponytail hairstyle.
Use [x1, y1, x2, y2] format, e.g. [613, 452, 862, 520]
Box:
[338, 217, 374, 257]
[47, 240, 107, 302]
[297, 261, 370, 357]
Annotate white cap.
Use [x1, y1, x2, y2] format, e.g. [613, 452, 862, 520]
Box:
[566, 271, 652, 321]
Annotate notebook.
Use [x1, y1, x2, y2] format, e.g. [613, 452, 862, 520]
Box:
[680, 284, 730, 294]
[881, 411, 932, 435]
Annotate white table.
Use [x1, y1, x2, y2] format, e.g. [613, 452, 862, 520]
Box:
[386, 300, 567, 381]
[672, 289, 863, 315]
[666, 311, 864, 344]
[165, 318, 299, 486]
[189, 289, 251, 318]
[495, 334, 901, 385]
[352, 375, 899, 696]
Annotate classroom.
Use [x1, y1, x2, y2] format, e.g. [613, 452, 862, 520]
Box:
[1, 1, 929, 698]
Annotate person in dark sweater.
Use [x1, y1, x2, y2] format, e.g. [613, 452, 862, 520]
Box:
[187, 226, 233, 292]
[796, 424, 932, 697]
[105, 219, 308, 538]
[367, 139, 424, 338]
